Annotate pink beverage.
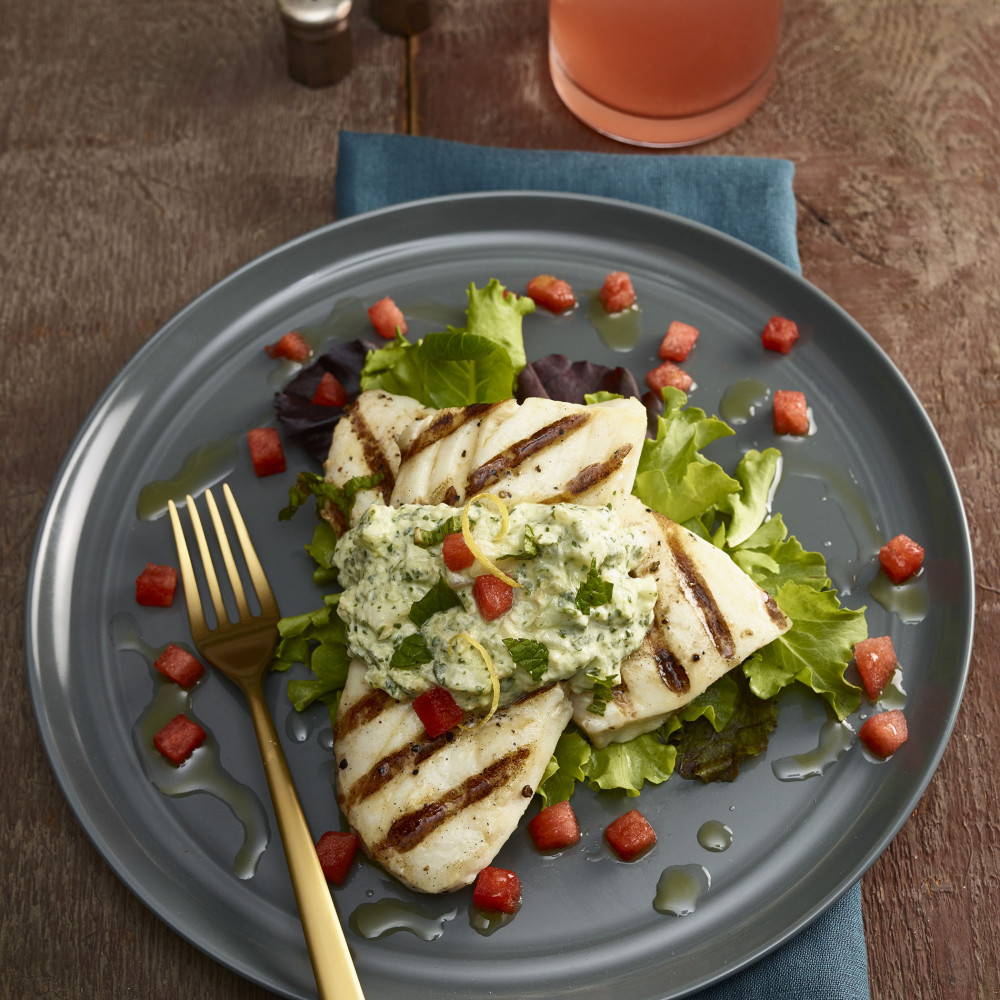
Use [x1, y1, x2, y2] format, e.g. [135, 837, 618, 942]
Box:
[549, 0, 783, 147]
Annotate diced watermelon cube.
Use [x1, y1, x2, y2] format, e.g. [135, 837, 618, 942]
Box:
[472, 866, 522, 914]
[153, 714, 206, 765]
[599, 271, 636, 313]
[367, 296, 407, 339]
[135, 562, 178, 607]
[658, 321, 700, 362]
[761, 316, 800, 353]
[264, 330, 311, 362]
[311, 371, 348, 408]
[605, 809, 656, 861]
[413, 686, 464, 738]
[316, 830, 360, 885]
[646, 360, 694, 394]
[442, 531, 475, 571]
[528, 800, 581, 851]
[859, 709, 908, 758]
[854, 635, 898, 701]
[473, 574, 514, 621]
[878, 533, 925, 584]
[153, 644, 206, 689]
[526, 274, 576, 313]
[773, 390, 810, 435]
[247, 427, 286, 477]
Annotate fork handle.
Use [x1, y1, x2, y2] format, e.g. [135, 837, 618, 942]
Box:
[244, 681, 365, 1000]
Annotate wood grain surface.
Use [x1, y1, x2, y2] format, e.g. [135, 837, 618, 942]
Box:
[2, 0, 997, 998]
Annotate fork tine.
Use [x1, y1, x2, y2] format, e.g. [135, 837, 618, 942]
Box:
[204, 488, 253, 621]
[184, 491, 229, 628]
[167, 498, 207, 636]
[222, 483, 279, 619]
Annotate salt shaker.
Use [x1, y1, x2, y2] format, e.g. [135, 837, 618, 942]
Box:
[279, 0, 353, 88]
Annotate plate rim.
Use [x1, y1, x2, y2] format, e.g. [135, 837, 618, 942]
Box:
[24, 190, 976, 999]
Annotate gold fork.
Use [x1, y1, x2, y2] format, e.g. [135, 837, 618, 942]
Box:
[168, 483, 364, 1000]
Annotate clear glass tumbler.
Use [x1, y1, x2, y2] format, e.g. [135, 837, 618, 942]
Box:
[548, 0, 783, 147]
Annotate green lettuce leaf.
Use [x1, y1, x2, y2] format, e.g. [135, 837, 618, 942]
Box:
[671, 671, 778, 782]
[633, 388, 740, 524]
[279, 470, 383, 522]
[731, 512, 829, 594]
[463, 278, 534, 375]
[270, 596, 350, 724]
[305, 520, 340, 586]
[358, 279, 532, 406]
[716, 447, 782, 547]
[744, 581, 866, 719]
[361, 329, 515, 408]
[537, 730, 592, 806]
[586, 733, 676, 798]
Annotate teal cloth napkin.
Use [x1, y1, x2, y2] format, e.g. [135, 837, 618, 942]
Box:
[333, 130, 870, 1000]
[336, 131, 801, 273]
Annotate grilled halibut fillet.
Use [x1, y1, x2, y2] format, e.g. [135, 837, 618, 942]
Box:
[327, 391, 790, 891]
[390, 395, 647, 512]
[570, 495, 791, 747]
[334, 660, 572, 893]
[322, 390, 433, 531]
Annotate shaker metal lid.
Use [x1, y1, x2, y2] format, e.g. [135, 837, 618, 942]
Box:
[278, 0, 353, 88]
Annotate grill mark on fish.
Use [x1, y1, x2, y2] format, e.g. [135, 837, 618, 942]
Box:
[669, 537, 736, 659]
[763, 593, 789, 628]
[465, 412, 590, 496]
[349, 404, 395, 503]
[653, 646, 691, 694]
[375, 746, 531, 854]
[342, 732, 453, 810]
[325, 502, 348, 537]
[400, 403, 501, 463]
[538, 444, 634, 504]
[334, 686, 394, 742]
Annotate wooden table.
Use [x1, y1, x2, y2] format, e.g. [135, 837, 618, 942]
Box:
[3, 1, 996, 997]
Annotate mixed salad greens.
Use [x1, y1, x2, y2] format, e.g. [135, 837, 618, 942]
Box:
[271, 279, 867, 804]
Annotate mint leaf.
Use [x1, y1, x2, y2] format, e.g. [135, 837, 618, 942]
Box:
[575, 558, 614, 614]
[390, 632, 434, 670]
[585, 673, 616, 716]
[498, 523, 538, 561]
[413, 515, 464, 548]
[409, 579, 463, 627]
[502, 637, 549, 682]
[633, 388, 740, 524]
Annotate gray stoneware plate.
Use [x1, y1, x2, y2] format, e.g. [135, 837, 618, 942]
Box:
[25, 193, 974, 999]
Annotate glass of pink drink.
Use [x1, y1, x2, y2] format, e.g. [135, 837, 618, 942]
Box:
[548, 0, 783, 147]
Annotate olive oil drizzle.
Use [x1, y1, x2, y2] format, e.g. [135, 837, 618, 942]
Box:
[111, 612, 271, 879]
